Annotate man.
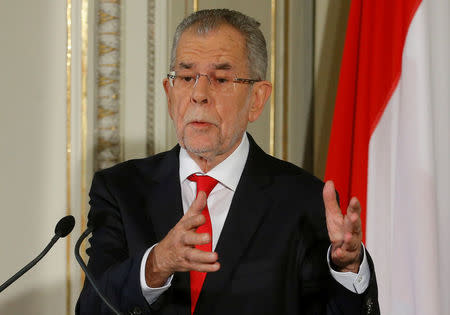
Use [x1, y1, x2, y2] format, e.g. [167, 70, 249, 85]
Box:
[77, 9, 379, 315]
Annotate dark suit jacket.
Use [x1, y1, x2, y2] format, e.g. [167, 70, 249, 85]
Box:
[76, 134, 379, 315]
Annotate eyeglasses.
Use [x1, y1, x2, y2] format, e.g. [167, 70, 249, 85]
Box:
[167, 70, 261, 94]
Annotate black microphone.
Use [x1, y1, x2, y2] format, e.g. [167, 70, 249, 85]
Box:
[75, 213, 122, 315]
[0, 215, 75, 293]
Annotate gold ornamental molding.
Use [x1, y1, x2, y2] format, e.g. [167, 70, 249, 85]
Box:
[270, 0, 276, 156]
[98, 76, 119, 86]
[193, 0, 198, 12]
[99, 31, 120, 35]
[282, 0, 289, 160]
[65, 1, 72, 314]
[98, 9, 119, 24]
[98, 43, 118, 55]
[96, 0, 121, 171]
[80, 0, 89, 285]
[147, 0, 156, 155]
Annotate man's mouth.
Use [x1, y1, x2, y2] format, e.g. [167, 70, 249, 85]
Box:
[189, 121, 214, 128]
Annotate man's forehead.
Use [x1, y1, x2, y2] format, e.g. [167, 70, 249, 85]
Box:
[174, 24, 247, 70]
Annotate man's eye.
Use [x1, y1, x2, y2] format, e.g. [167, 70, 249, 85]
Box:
[180, 76, 195, 82]
[215, 77, 229, 84]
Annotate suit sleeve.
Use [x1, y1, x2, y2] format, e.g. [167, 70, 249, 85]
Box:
[75, 172, 153, 315]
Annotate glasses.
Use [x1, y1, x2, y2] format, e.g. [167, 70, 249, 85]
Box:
[167, 70, 261, 94]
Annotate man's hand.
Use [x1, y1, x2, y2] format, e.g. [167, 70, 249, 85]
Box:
[145, 191, 220, 287]
[323, 181, 363, 273]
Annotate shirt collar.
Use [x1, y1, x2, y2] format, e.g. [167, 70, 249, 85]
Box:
[179, 133, 249, 191]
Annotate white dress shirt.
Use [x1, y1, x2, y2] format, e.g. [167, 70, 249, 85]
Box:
[140, 133, 370, 305]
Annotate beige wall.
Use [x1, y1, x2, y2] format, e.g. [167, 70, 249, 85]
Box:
[0, 0, 68, 314]
[313, 0, 351, 178]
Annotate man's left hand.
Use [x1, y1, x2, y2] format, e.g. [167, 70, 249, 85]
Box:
[323, 180, 362, 273]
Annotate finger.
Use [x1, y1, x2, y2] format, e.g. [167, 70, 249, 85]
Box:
[323, 181, 344, 243]
[331, 203, 363, 268]
[331, 238, 359, 259]
[186, 191, 207, 217]
[182, 213, 206, 231]
[340, 197, 362, 254]
[188, 261, 221, 273]
[323, 181, 341, 216]
[331, 246, 345, 261]
[345, 197, 362, 236]
[184, 248, 219, 264]
[341, 231, 361, 252]
[347, 196, 361, 217]
[182, 230, 211, 246]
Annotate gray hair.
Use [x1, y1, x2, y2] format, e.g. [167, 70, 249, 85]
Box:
[170, 9, 267, 80]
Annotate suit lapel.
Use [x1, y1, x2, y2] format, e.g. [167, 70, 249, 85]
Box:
[195, 136, 274, 314]
[143, 146, 184, 241]
[141, 146, 190, 315]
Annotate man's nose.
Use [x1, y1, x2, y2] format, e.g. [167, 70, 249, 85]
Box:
[190, 75, 210, 105]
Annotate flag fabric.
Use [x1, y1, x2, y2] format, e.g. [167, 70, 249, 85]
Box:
[325, 1, 440, 314]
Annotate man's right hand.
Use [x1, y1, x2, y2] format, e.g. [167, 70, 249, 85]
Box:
[145, 191, 220, 288]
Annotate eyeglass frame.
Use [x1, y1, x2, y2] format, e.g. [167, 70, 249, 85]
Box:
[167, 70, 261, 90]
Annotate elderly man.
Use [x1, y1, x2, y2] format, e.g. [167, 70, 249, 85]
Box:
[77, 9, 379, 315]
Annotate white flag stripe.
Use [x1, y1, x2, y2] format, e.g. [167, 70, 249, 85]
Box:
[366, 3, 440, 315]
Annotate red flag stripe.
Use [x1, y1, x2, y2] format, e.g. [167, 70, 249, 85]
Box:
[325, 0, 422, 241]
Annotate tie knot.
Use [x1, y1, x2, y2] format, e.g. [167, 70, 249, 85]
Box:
[188, 174, 218, 197]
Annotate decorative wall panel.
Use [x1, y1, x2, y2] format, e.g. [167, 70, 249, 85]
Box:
[147, 0, 156, 155]
[95, 0, 121, 170]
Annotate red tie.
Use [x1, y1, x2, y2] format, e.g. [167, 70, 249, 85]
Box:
[187, 174, 218, 314]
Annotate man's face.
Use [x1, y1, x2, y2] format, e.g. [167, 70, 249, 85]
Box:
[163, 24, 269, 161]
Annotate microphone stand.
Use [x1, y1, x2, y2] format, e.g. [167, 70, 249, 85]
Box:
[0, 215, 75, 293]
[75, 226, 122, 315]
[0, 235, 59, 293]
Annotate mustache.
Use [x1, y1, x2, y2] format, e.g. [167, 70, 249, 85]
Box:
[183, 111, 219, 127]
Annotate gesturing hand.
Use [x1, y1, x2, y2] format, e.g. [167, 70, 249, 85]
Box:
[145, 191, 220, 287]
[323, 181, 363, 273]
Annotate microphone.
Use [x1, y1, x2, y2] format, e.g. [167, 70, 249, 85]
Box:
[0, 215, 75, 293]
[75, 213, 122, 315]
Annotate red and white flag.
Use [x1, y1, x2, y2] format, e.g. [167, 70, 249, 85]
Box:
[325, 1, 440, 314]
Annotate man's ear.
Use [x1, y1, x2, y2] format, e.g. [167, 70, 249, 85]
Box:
[163, 78, 174, 120]
[248, 81, 272, 122]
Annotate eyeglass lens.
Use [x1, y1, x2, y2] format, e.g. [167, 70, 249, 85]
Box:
[172, 71, 236, 93]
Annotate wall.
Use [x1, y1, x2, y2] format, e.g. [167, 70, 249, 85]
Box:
[0, 0, 68, 314]
[313, 0, 351, 178]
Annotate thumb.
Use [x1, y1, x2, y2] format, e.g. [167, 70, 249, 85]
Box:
[186, 191, 207, 217]
[323, 180, 341, 215]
